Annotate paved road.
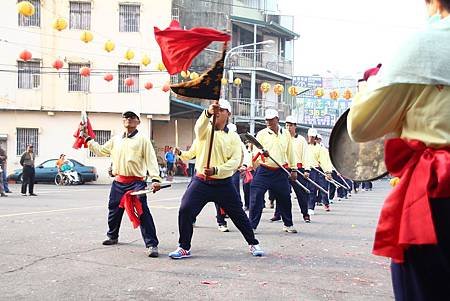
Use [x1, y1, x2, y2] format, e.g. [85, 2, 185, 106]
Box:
[0, 181, 393, 300]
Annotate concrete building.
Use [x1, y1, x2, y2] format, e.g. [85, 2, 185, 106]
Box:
[0, 0, 177, 183]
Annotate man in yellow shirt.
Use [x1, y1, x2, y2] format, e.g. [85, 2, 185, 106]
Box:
[169, 99, 263, 259]
[249, 109, 298, 233]
[347, 1, 450, 298]
[270, 116, 311, 223]
[84, 110, 162, 258]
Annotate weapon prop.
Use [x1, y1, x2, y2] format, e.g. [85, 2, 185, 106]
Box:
[130, 183, 172, 196]
[313, 167, 349, 190]
[79, 111, 87, 138]
[241, 133, 311, 194]
[337, 173, 352, 190]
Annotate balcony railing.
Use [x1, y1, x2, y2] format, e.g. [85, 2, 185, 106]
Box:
[228, 50, 293, 76]
[230, 97, 291, 121]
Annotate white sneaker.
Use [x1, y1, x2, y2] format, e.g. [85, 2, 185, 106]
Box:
[249, 245, 264, 256]
[308, 209, 315, 215]
[282, 225, 298, 233]
[218, 225, 229, 232]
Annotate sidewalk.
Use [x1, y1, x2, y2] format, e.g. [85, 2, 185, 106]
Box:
[164, 175, 192, 184]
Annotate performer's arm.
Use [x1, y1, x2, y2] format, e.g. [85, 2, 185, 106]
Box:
[348, 84, 417, 142]
[144, 138, 162, 183]
[318, 147, 333, 173]
[179, 140, 197, 161]
[194, 110, 213, 141]
[87, 138, 114, 157]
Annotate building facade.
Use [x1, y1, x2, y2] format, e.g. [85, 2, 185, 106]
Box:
[0, 0, 173, 183]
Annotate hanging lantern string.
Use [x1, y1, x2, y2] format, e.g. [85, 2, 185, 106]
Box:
[23, 3, 162, 55]
[0, 67, 167, 75]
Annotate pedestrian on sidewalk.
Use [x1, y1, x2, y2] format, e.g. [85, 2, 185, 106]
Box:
[348, 1, 450, 299]
[84, 110, 162, 258]
[19, 144, 37, 196]
[0, 146, 11, 194]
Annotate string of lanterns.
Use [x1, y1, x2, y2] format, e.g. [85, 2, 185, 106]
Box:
[314, 87, 353, 100]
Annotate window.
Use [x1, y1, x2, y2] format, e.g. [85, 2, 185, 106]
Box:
[18, 0, 41, 27]
[119, 4, 140, 32]
[89, 130, 111, 157]
[70, 1, 91, 30]
[18, 61, 41, 89]
[16, 128, 39, 156]
[40, 159, 57, 168]
[68, 63, 90, 92]
[118, 65, 139, 93]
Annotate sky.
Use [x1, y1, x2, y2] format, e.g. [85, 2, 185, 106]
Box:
[278, 0, 427, 78]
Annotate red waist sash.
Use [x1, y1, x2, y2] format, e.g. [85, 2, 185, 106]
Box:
[115, 175, 144, 184]
[373, 138, 450, 263]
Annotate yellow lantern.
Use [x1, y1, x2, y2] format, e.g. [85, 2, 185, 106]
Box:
[314, 87, 324, 98]
[17, 1, 35, 17]
[80, 31, 93, 43]
[53, 18, 68, 31]
[329, 89, 339, 100]
[157, 62, 166, 72]
[274, 84, 284, 95]
[181, 70, 190, 79]
[124, 49, 135, 61]
[233, 78, 242, 86]
[190, 72, 199, 80]
[343, 88, 353, 100]
[260, 82, 271, 93]
[141, 55, 151, 66]
[389, 177, 400, 187]
[104, 40, 115, 52]
[288, 86, 299, 96]
[221, 78, 228, 85]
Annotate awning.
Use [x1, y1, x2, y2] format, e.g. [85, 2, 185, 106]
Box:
[170, 97, 205, 119]
[230, 15, 300, 39]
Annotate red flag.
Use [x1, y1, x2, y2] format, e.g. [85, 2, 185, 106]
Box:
[154, 20, 230, 75]
[73, 118, 95, 149]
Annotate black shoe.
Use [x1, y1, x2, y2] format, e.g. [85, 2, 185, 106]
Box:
[0, 193, 7, 197]
[5, 191, 12, 193]
[147, 246, 159, 257]
[303, 214, 311, 223]
[270, 216, 281, 222]
[29, 193, 38, 196]
[102, 238, 118, 246]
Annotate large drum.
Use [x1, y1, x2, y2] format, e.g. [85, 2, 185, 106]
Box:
[329, 109, 389, 181]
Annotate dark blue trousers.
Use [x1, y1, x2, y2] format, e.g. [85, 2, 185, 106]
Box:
[249, 166, 293, 229]
[242, 171, 254, 209]
[329, 171, 348, 200]
[308, 169, 329, 210]
[391, 197, 450, 301]
[178, 176, 258, 250]
[274, 169, 309, 217]
[2, 163, 10, 192]
[108, 180, 158, 248]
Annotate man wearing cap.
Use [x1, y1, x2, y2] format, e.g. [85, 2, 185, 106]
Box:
[169, 99, 264, 259]
[270, 116, 311, 223]
[305, 129, 333, 214]
[20, 144, 37, 196]
[249, 109, 298, 233]
[82, 110, 162, 258]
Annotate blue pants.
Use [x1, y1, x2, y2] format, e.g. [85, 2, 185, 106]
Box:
[2, 163, 9, 192]
[275, 169, 309, 217]
[329, 171, 348, 200]
[108, 180, 159, 248]
[391, 197, 450, 301]
[178, 176, 258, 250]
[249, 166, 293, 229]
[362, 181, 373, 190]
[21, 166, 35, 194]
[307, 169, 329, 209]
[242, 172, 254, 209]
[232, 171, 242, 205]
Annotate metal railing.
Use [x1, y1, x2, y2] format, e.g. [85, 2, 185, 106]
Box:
[229, 97, 292, 121]
[228, 50, 293, 76]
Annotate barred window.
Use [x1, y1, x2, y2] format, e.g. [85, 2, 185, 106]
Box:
[89, 130, 111, 157]
[18, 61, 41, 89]
[119, 4, 140, 32]
[16, 128, 39, 156]
[18, 0, 40, 27]
[68, 63, 90, 92]
[70, 1, 91, 30]
[118, 65, 139, 93]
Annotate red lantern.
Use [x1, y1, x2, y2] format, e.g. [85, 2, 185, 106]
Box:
[104, 73, 113, 82]
[144, 82, 153, 90]
[79, 67, 90, 77]
[19, 50, 32, 61]
[52, 59, 63, 70]
[162, 83, 170, 92]
[124, 77, 134, 87]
